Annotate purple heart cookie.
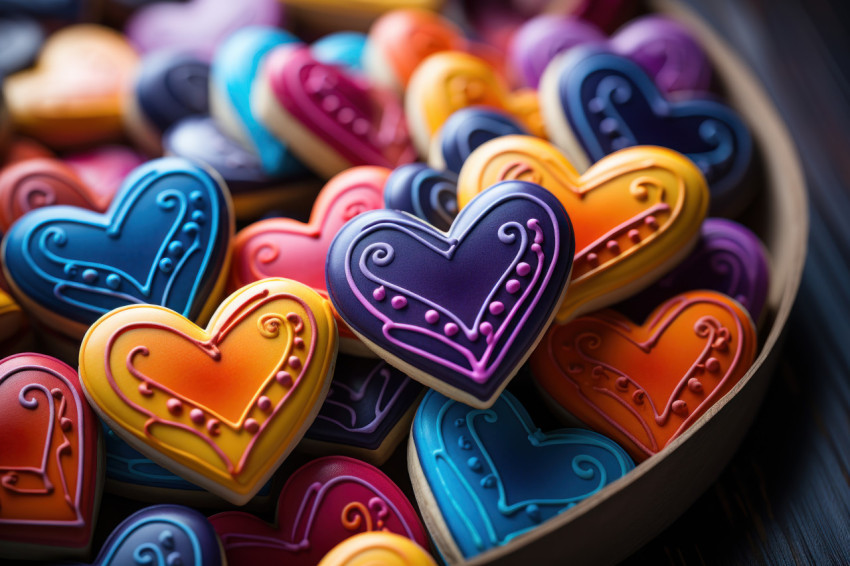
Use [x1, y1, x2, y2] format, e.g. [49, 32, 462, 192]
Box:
[326, 179, 575, 408]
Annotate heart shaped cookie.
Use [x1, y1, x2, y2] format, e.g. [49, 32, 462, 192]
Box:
[530, 290, 758, 461]
[124, 0, 283, 60]
[409, 390, 634, 563]
[255, 44, 416, 179]
[312, 31, 368, 73]
[0, 14, 44, 79]
[63, 145, 145, 200]
[303, 355, 423, 465]
[458, 136, 709, 322]
[2, 157, 234, 339]
[209, 26, 304, 177]
[326, 179, 575, 408]
[0, 157, 108, 233]
[209, 455, 428, 565]
[63, 505, 224, 566]
[383, 163, 458, 231]
[0, 353, 101, 560]
[405, 51, 545, 158]
[230, 166, 389, 347]
[616, 218, 770, 324]
[540, 46, 753, 216]
[2, 24, 139, 148]
[79, 278, 338, 505]
[319, 532, 437, 566]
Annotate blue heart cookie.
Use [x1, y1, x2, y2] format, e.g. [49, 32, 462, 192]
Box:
[541, 46, 754, 216]
[1, 157, 233, 338]
[64, 505, 224, 566]
[384, 163, 459, 231]
[410, 389, 634, 562]
[326, 180, 574, 408]
[311, 31, 368, 74]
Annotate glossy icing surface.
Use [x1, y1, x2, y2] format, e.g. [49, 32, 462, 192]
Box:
[209, 455, 428, 565]
[411, 390, 634, 560]
[530, 290, 758, 461]
[617, 218, 770, 323]
[312, 32, 368, 74]
[326, 180, 574, 408]
[433, 106, 528, 175]
[383, 163, 458, 231]
[0, 14, 44, 79]
[541, 46, 752, 215]
[79, 278, 338, 505]
[259, 45, 416, 178]
[63, 505, 224, 566]
[306, 355, 423, 451]
[3, 25, 139, 148]
[2, 157, 234, 337]
[458, 137, 709, 322]
[0, 353, 100, 553]
[318, 532, 437, 566]
[209, 26, 303, 177]
[125, 0, 283, 60]
[63, 145, 146, 203]
[404, 51, 544, 157]
[133, 50, 210, 133]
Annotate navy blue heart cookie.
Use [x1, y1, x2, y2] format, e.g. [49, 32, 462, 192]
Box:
[541, 46, 755, 216]
[409, 389, 634, 562]
[383, 163, 459, 231]
[1, 157, 233, 339]
[326, 179, 574, 408]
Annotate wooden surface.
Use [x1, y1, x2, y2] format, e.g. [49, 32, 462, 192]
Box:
[625, 1, 850, 564]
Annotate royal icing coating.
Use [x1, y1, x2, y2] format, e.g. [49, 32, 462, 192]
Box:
[312, 32, 368, 74]
[63, 145, 145, 201]
[404, 51, 544, 158]
[305, 355, 423, 455]
[0, 158, 108, 234]
[457, 136, 709, 322]
[63, 505, 224, 566]
[431, 106, 529, 175]
[326, 179, 574, 408]
[3, 25, 139, 148]
[0, 14, 44, 79]
[79, 278, 338, 505]
[0, 353, 100, 557]
[209, 26, 304, 178]
[257, 44, 416, 179]
[318, 532, 437, 566]
[540, 46, 753, 216]
[209, 455, 428, 565]
[230, 166, 390, 342]
[2, 157, 234, 339]
[617, 218, 770, 324]
[383, 163, 458, 231]
[125, 0, 283, 60]
[410, 389, 634, 561]
[530, 290, 758, 461]
[365, 8, 466, 93]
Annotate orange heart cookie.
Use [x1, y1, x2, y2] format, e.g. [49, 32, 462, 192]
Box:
[530, 290, 757, 461]
[405, 52, 545, 158]
[79, 278, 338, 505]
[457, 136, 709, 321]
[2, 25, 139, 148]
[318, 532, 437, 566]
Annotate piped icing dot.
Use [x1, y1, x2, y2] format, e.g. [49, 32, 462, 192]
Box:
[516, 262, 531, 276]
[166, 398, 183, 415]
[138, 382, 153, 396]
[616, 376, 629, 390]
[633, 390, 645, 404]
[182, 221, 200, 234]
[611, 136, 630, 151]
[467, 457, 482, 472]
[372, 286, 386, 301]
[588, 97, 604, 114]
[168, 241, 184, 256]
[600, 117, 619, 135]
[276, 371, 293, 386]
[531, 243, 541, 253]
[106, 274, 121, 289]
[425, 309, 440, 324]
[454, 418, 465, 428]
[294, 337, 305, 349]
[444, 322, 458, 337]
[207, 419, 220, 436]
[489, 301, 504, 315]
[189, 190, 204, 205]
[391, 295, 408, 309]
[352, 118, 370, 136]
[60, 417, 72, 432]
[244, 418, 260, 434]
[713, 336, 729, 351]
[159, 530, 175, 549]
[688, 378, 704, 394]
[257, 396, 272, 412]
[458, 435, 472, 450]
[506, 279, 521, 294]
[192, 210, 206, 224]
[645, 216, 659, 230]
[64, 264, 78, 276]
[481, 475, 496, 488]
[705, 357, 721, 373]
[82, 268, 98, 283]
[628, 229, 641, 243]
[322, 95, 340, 112]
[587, 252, 599, 267]
[288, 356, 302, 370]
[607, 240, 621, 255]
[671, 400, 689, 417]
[592, 366, 606, 380]
[338, 107, 356, 125]
[479, 321, 493, 336]
[526, 504, 541, 522]
[159, 257, 173, 272]
[190, 408, 205, 425]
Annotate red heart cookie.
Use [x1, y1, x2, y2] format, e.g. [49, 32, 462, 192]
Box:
[209, 455, 428, 566]
[530, 290, 757, 461]
[2, 25, 139, 148]
[230, 166, 390, 349]
[0, 353, 101, 560]
[79, 278, 338, 505]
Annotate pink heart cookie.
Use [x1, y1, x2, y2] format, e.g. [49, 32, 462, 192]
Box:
[254, 44, 416, 179]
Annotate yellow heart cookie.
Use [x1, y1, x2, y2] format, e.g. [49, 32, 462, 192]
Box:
[457, 136, 709, 322]
[318, 532, 437, 566]
[405, 51, 545, 158]
[79, 278, 338, 505]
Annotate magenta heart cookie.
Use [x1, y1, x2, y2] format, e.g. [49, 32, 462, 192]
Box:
[254, 44, 416, 179]
[209, 456, 428, 566]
